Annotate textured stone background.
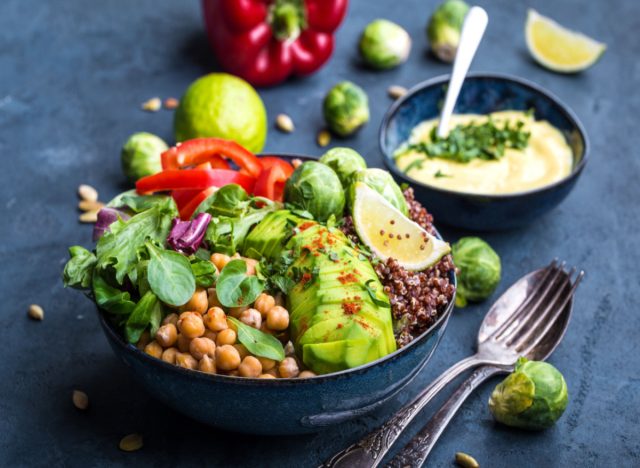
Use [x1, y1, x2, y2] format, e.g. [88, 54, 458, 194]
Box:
[1, 0, 638, 466]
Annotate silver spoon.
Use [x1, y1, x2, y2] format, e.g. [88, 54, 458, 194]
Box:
[323, 260, 583, 468]
[437, 6, 488, 138]
[387, 266, 583, 467]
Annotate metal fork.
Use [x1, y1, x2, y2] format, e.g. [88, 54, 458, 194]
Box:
[323, 260, 580, 468]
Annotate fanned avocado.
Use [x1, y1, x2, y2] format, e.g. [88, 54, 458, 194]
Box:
[242, 210, 303, 260]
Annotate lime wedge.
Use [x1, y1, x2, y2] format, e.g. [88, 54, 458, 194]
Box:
[352, 182, 450, 271]
[525, 9, 606, 73]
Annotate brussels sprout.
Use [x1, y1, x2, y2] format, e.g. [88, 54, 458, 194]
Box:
[319, 147, 367, 187]
[284, 161, 345, 222]
[348, 168, 409, 216]
[489, 357, 568, 430]
[451, 237, 500, 305]
[323, 81, 370, 137]
[359, 19, 412, 69]
[121, 132, 168, 181]
[427, 0, 470, 62]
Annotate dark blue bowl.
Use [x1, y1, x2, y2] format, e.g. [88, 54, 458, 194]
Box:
[380, 73, 588, 230]
[97, 154, 457, 435]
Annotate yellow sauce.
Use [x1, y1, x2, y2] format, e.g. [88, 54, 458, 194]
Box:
[395, 111, 573, 194]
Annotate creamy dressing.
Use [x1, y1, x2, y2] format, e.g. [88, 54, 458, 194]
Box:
[395, 111, 573, 194]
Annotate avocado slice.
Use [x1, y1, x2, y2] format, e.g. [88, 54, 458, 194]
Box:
[242, 210, 302, 261]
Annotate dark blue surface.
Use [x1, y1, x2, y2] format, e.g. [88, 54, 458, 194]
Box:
[1, 0, 638, 466]
[380, 73, 588, 230]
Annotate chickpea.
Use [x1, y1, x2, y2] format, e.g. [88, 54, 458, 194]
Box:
[155, 323, 178, 348]
[266, 306, 289, 331]
[144, 340, 163, 359]
[258, 373, 276, 379]
[233, 344, 250, 360]
[239, 308, 262, 329]
[228, 306, 247, 318]
[216, 345, 241, 371]
[278, 357, 299, 378]
[257, 356, 276, 371]
[284, 341, 295, 356]
[177, 312, 205, 339]
[207, 288, 223, 308]
[298, 370, 316, 378]
[254, 293, 276, 317]
[162, 313, 179, 326]
[244, 258, 258, 276]
[189, 337, 216, 360]
[210, 253, 230, 271]
[175, 352, 198, 370]
[203, 330, 218, 342]
[181, 288, 208, 314]
[216, 328, 237, 346]
[198, 355, 216, 374]
[238, 356, 262, 377]
[161, 347, 178, 364]
[203, 307, 228, 332]
[176, 334, 191, 353]
[136, 330, 151, 350]
[264, 368, 278, 377]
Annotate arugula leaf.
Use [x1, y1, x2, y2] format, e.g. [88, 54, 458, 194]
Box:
[96, 197, 177, 284]
[63, 246, 97, 289]
[146, 241, 195, 306]
[92, 274, 136, 316]
[227, 317, 285, 361]
[136, 260, 151, 296]
[190, 256, 217, 288]
[125, 290, 163, 343]
[364, 279, 391, 308]
[216, 259, 264, 307]
[120, 194, 171, 213]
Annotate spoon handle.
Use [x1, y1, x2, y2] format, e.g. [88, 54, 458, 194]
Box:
[386, 366, 506, 468]
[436, 6, 489, 138]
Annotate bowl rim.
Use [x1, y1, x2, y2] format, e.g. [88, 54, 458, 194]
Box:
[98, 152, 457, 385]
[379, 72, 590, 200]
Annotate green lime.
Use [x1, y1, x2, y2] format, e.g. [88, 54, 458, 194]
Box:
[174, 73, 267, 153]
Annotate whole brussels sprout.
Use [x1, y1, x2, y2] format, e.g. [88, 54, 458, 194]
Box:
[348, 168, 409, 216]
[319, 147, 367, 187]
[427, 0, 470, 62]
[121, 132, 168, 181]
[359, 19, 412, 69]
[284, 161, 345, 222]
[323, 81, 370, 137]
[451, 237, 500, 305]
[489, 357, 568, 430]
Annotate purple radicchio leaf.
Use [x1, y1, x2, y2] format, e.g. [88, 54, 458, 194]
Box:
[167, 213, 212, 255]
[93, 207, 130, 241]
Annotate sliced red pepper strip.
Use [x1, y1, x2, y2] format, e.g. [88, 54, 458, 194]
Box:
[258, 156, 294, 177]
[178, 187, 217, 220]
[161, 138, 261, 178]
[171, 189, 202, 212]
[136, 169, 255, 195]
[253, 165, 288, 202]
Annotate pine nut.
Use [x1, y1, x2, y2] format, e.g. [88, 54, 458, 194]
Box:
[72, 390, 89, 410]
[141, 97, 161, 112]
[388, 85, 408, 99]
[317, 130, 331, 147]
[455, 452, 479, 468]
[78, 184, 98, 202]
[28, 304, 44, 321]
[163, 97, 179, 109]
[119, 433, 143, 452]
[78, 200, 104, 212]
[276, 113, 295, 133]
[79, 211, 99, 223]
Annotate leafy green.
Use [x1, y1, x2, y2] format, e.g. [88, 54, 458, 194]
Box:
[92, 274, 136, 317]
[146, 241, 196, 306]
[125, 290, 163, 343]
[190, 256, 217, 288]
[216, 259, 264, 307]
[96, 197, 177, 284]
[120, 194, 171, 213]
[63, 246, 97, 289]
[364, 279, 391, 308]
[227, 317, 285, 361]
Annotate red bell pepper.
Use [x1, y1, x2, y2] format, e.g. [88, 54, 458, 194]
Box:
[136, 169, 256, 195]
[161, 138, 262, 178]
[178, 187, 218, 220]
[258, 156, 294, 177]
[253, 164, 289, 201]
[202, 0, 348, 87]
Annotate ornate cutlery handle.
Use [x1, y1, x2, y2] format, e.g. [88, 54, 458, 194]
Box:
[387, 366, 506, 468]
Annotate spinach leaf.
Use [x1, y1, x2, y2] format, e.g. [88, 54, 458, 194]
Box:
[125, 290, 163, 343]
[190, 256, 217, 288]
[227, 317, 285, 361]
[63, 246, 97, 289]
[216, 259, 264, 307]
[96, 197, 177, 284]
[92, 274, 136, 316]
[136, 260, 151, 296]
[206, 184, 251, 217]
[146, 241, 195, 306]
[106, 189, 169, 213]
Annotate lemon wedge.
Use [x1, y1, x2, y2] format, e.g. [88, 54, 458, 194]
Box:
[352, 182, 450, 271]
[525, 9, 605, 73]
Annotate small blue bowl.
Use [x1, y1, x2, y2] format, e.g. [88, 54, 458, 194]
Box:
[380, 73, 588, 230]
[97, 154, 457, 435]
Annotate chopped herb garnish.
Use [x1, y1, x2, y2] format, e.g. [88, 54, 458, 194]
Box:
[434, 170, 452, 178]
[364, 279, 390, 308]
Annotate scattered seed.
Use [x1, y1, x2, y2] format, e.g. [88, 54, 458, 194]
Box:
[163, 97, 179, 110]
[388, 85, 408, 99]
[388, 233, 394, 239]
[390, 220, 395, 225]
[78, 200, 104, 212]
[405, 233, 410, 238]
[383, 240, 389, 247]
[379, 230, 385, 236]
[79, 211, 99, 223]
[141, 97, 161, 112]
[317, 130, 331, 147]
[119, 433, 143, 452]
[419, 244, 425, 250]
[276, 113, 295, 133]
[28, 304, 44, 321]
[78, 184, 98, 202]
[455, 452, 479, 468]
[291, 158, 302, 168]
[72, 390, 89, 410]
[396, 234, 402, 240]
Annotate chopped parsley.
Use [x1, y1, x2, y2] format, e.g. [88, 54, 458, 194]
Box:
[434, 170, 451, 178]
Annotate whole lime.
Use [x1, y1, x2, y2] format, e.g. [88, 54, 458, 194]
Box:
[174, 73, 267, 153]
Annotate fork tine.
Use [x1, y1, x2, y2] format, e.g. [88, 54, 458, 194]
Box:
[518, 270, 584, 356]
[493, 260, 566, 342]
[489, 259, 558, 341]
